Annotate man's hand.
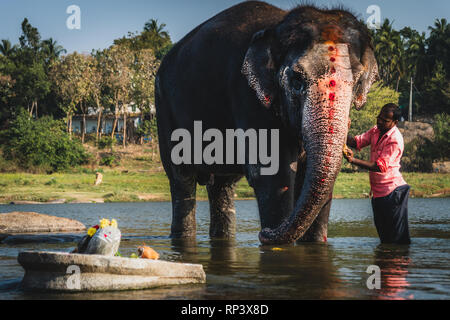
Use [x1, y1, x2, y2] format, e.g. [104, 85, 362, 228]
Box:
[343, 144, 354, 163]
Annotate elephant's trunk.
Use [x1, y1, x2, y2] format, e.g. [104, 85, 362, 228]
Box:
[259, 43, 354, 244]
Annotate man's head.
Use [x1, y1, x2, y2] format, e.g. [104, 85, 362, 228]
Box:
[377, 103, 400, 133]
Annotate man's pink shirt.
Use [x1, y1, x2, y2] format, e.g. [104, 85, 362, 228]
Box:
[355, 125, 407, 198]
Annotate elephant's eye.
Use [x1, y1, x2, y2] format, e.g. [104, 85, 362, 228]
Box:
[291, 72, 306, 93]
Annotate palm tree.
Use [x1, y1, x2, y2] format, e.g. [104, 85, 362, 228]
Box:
[143, 19, 169, 39]
[0, 39, 16, 57]
[428, 18, 448, 37]
[373, 19, 404, 89]
[41, 38, 66, 61]
[141, 19, 172, 57]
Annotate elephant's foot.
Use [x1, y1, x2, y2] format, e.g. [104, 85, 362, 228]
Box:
[169, 173, 197, 238]
[207, 175, 242, 238]
[296, 195, 332, 243]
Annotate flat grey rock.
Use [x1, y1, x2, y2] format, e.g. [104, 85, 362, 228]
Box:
[1, 233, 83, 245]
[0, 212, 86, 234]
[18, 251, 206, 292]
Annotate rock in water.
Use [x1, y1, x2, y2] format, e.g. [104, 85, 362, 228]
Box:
[85, 226, 121, 256]
[18, 251, 206, 292]
[0, 212, 86, 234]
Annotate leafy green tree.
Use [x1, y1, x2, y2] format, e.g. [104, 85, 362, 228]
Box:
[114, 18, 172, 59]
[423, 62, 450, 114]
[1, 110, 88, 171]
[0, 40, 16, 57]
[49, 52, 90, 138]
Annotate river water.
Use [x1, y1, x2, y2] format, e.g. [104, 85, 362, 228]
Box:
[0, 199, 449, 300]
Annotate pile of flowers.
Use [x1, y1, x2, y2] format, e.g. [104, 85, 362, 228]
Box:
[87, 218, 118, 237]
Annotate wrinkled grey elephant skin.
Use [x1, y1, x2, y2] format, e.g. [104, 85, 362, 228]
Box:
[156, 1, 378, 244]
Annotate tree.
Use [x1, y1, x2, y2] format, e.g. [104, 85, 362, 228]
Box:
[1, 109, 88, 171]
[113, 18, 172, 60]
[101, 45, 134, 146]
[0, 40, 16, 57]
[85, 54, 106, 142]
[41, 38, 67, 64]
[373, 19, 405, 90]
[49, 52, 90, 139]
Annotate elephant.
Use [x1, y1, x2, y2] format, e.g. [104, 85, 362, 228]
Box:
[155, 1, 378, 244]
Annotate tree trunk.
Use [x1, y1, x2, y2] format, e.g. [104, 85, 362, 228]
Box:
[69, 114, 73, 139]
[111, 101, 119, 139]
[123, 110, 127, 147]
[96, 98, 103, 143]
[82, 112, 86, 144]
[29, 101, 35, 118]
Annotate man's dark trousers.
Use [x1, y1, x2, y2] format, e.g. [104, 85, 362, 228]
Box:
[371, 184, 411, 244]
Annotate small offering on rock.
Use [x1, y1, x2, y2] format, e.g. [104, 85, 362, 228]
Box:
[138, 244, 160, 260]
[74, 218, 121, 256]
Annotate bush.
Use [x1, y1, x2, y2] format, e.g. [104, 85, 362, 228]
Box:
[100, 155, 116, 166]
[98, 136, 114, 150]
[432, 113, 450, 161]
[0, 110, 89, 171]
[401, 137, 434, 172]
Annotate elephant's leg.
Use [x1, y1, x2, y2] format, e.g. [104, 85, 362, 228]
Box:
[207, 174, 243, 238]
[251, 148, 297, 231]
[297, 194, 332, 243]
[169, 168, 197, 238]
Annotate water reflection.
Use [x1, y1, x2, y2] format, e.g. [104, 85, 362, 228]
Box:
[373, 244, 413, 300]
[170, 237, 198, 261]
[258, 243, 345, 299]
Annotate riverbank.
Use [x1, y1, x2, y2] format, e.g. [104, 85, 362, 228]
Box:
[0, 170, 448, 204]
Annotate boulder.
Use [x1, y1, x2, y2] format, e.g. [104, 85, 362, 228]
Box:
[0, 212, 86, 234]
[397, 121, 434, 144]
[84, 227, 121, 256]
[18, 251, 206, 292]
[432, 161, 450, 173]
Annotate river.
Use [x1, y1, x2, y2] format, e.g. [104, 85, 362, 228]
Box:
[0, 199, 449, 300]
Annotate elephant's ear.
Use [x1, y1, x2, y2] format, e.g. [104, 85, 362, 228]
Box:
[242, 29, 277, 109]
[352, 45, 379, 110]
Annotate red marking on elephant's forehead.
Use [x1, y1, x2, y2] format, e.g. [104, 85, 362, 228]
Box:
[330, 57, 336, 62]
[329, 92, 336, 101]
[323, 236, 327, 242]
[329, 80, 336, 87]
[321, 25, 343, 42]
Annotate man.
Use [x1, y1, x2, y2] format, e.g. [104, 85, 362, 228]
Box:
[344, 103, 411, 244]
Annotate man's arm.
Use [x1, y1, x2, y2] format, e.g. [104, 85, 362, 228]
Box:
[348, 157, 381, 172]
[343, 149, 381, 172]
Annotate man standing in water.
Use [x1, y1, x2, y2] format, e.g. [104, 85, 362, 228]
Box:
[344, 103, 411, 244]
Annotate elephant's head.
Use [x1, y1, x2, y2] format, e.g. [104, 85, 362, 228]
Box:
[241, 6, 378, 244]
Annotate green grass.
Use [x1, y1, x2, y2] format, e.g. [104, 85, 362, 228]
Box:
[0, 170, 448, 203]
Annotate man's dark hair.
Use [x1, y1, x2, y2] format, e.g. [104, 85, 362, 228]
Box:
[382, 103, 402, 121]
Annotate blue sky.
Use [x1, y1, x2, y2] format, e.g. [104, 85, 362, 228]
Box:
[0, 0, 448, 54]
